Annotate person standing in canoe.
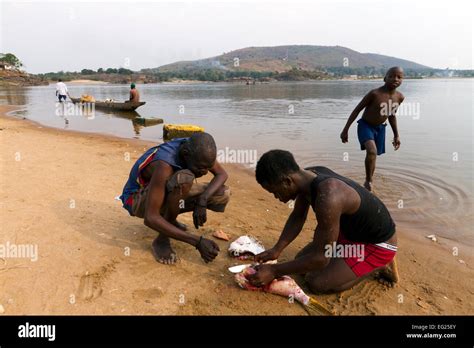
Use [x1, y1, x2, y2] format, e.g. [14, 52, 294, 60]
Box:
[120, 132, 230, 265]
[128, 83, 140, 103]
[248, 150, 399, 293]
[340, 67, 405, 192]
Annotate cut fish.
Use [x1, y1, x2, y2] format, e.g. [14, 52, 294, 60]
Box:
[234, 266, 334, 316]
[228, 235, 265, 259]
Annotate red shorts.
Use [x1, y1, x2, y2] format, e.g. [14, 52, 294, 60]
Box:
[337, 232, 397, 278]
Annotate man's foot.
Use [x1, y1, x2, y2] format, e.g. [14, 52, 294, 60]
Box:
[364, 181, 373, 192]
[152, 236, 178, 265]
[172, 220, 188, 231]
[376, 258, 399, 288]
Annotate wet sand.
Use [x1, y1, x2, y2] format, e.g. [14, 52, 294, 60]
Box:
[0, 104, 473, 315]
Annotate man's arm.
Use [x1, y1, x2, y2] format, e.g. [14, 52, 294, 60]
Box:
[340, 90, 374, 142]
[273, 182, 341, 276]
[388, 94, 404, 150]
[143, 161, 200, 246]
[255, 195, 309, 262]
[248, 180, 344, 286]
[190, 160, 228, 228]
[196, 161, 228, 206]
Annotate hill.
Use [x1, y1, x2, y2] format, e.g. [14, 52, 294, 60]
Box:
[151, 45, 430, 74]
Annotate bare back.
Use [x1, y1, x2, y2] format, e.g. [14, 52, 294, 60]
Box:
[130, 89, 140, 103]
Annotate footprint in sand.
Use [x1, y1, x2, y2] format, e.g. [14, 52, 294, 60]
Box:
[338, 280, 382, 315]
[76, 261, 118, 301]
[78, 273, 103, 301]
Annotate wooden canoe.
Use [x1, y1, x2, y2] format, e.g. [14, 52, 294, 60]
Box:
[70, 97, 146, 111]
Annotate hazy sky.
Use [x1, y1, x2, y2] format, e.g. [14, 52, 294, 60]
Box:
[1, 0, 472, 73]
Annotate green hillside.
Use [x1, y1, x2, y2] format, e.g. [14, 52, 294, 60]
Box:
[151, 45, 430, 73]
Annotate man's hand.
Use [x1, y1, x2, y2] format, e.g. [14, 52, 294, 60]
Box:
[193, 203, 207, 229]
[247, 264, 276, 287]
[196, 237, 219, 263]
[340, 129, 349, 143]
[392, 136, 401, 150]
[254, 247, 281, 263]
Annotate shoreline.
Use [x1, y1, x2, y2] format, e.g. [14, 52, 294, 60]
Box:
[39, 76, 474, 87]
[1, 104, 473, 315]
[64, 79, 110, 85]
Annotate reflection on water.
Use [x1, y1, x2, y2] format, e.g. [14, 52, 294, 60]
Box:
[0, 85, 29, 105]
[0, 80, 472, 245]
[91, 107, 145, 137]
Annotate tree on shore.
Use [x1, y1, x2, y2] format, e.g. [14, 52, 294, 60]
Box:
[81, 68, 96, 75]
[0, 53, 23, 69]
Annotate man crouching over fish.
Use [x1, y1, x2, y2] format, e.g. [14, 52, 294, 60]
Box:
[249, 149, 398, 293]
[120, 133, 230, 264]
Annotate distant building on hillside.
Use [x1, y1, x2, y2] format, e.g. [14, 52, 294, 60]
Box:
[0, 62, 14, 70]
[342, 74, 358, 80]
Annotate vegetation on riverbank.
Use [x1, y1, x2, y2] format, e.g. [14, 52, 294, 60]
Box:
[3, 51, 473, 86]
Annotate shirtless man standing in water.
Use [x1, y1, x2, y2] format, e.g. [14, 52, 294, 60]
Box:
[340, 67, 405, 191]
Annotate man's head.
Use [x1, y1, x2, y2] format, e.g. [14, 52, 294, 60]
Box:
[180, 132, 217, 178]
[256, 150, 301, 203]
[58, 79, 62, 82]
[384, 67, 404, 90]
[130, 83, 136, 89]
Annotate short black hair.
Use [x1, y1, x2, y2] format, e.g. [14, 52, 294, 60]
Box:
[186, 132, 217, 165]
[256, 150, 300, 186]
[58, 79, 62, 82]
[385, 66, 403, 76]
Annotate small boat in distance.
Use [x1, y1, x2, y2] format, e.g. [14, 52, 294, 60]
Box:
[70, 97, 146, 111]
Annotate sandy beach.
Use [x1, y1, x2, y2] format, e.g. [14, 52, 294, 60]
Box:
[52, 80, 110, 85]
[0, 104, 473, 315]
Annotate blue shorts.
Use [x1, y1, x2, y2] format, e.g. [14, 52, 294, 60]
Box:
[58, 94, 67, 102]
[357, 119, 386, 155]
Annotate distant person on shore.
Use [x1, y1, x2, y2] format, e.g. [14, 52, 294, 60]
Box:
[248, 150, 399, 293]
[55, 79, 69, 102]
[120, 133, 230, 265]
[340, 67, 405, 191]
[128, 83, 140, 103]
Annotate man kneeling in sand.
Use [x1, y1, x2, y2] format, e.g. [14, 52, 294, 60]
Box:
[120, 133, 230, 264]
[248, 150, 398, 293]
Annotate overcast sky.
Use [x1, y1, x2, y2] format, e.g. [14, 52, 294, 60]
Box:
[1, 0, 472, 73]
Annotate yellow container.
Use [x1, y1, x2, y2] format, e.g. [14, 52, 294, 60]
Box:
[80, 94, 95, 103]
[163, 124, 204, 141]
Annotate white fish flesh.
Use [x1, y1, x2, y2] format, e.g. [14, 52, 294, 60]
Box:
[228, 235, 265, 260]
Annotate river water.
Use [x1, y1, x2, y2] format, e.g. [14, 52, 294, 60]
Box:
[1, 79, 472, 245]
